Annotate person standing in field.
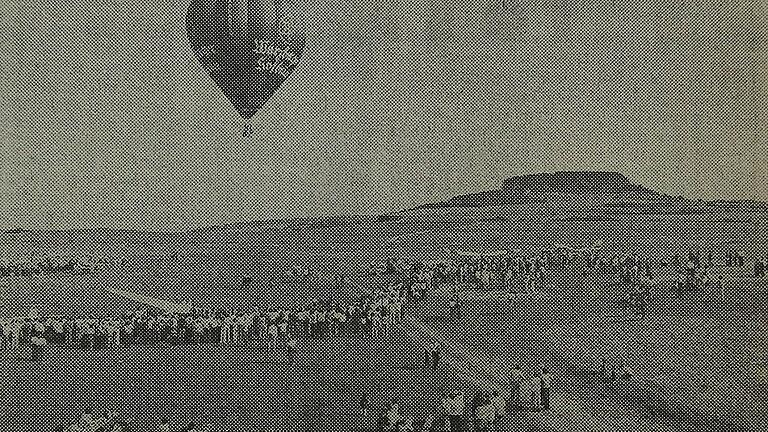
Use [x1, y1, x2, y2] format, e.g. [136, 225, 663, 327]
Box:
[64, 317, 74, 346]
[238, 312, 250, 343]
[85, 318, 96, 349]
[392, 297, 403, 324]
[371, 309, 381, 337]
[338, 307, 348, 334]
[317, 308, 327, 337]
[278, 318, 288, 345]
[431, 341, 441, 371]
[221, 315, 231, 345]
[634, 285, 647, 319]
[267, 321, 278, 352]
[79, 408, 95, 431]
[674, 272, 685, 298]
[359, 310, 369, 338]
[360, 393, 370, 419]
[210, 315, 221, 344]
[381, 308, 391, 338]
[410, 281, 421, 301]
[474, 394, 495, 432]
[258, 312, 268, 340]
[286, 333, 297, 364]
[230, 314, 240, 345]
[52, 318, 65, 346]
[491, 389, 506, 420]
[599, 357, 609, 392]
[294, 309, 305, 337]
[448, 390, 465, 432]
[509, 365, 522, 410]
[540, 367, 552, 411]
[530, 374, 541, 411]
[157, 417, 170, 432]
[308, 309, 317, 338]
[123, 319, 134, 346]
[384, 400, 401, 431]
[448, 294, 459, 319]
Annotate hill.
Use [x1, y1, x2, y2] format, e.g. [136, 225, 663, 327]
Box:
[410, 171, 768, 213]
[412, 171, 660, 210]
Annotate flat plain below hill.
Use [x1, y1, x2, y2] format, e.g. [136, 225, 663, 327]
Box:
[0, 203, 767, 431]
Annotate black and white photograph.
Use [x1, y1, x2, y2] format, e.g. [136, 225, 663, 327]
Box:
[0, 1, 766, 431]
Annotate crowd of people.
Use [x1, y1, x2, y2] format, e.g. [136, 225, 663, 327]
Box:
[1, 285, 409, 355]
[56, 409, 133, 432]
[5, 243, 766, 431]
[6, 246, 762, 356]
[57, 410, 220, 432]
[53, 360, 592, 432]
[0, 254, 124, 278]
[754, 257, 767, 277]
[372, 364, 554, 432]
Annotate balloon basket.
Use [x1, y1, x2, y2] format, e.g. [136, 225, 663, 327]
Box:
[242, 123, 253, 138]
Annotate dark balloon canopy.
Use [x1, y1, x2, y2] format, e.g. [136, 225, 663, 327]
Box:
[186, 0, 306, 120]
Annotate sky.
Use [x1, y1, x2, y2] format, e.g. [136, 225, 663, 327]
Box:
[0, 0, 767, 231]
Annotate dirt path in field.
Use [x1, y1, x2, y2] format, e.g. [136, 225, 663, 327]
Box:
[400, 312, 606, 432]
[400, 311, 713, 432]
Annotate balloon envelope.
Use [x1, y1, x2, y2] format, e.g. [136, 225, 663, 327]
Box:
[186, 0, 306, 119]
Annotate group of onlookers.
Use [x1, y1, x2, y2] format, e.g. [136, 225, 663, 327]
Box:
[55, 372, 554, 432]
[1, 285, 409, 355]
[754, 257, 767, 278]
[0, 254, 124, 278]
[23, 243, 767, 431]
[7, 245, 762, 356]
[55, 409, 132, 432]
[371, 364, 554, 432]
[724, 250, 746, 268]
[56, 411, 221, 432]
[506, 365, 553, 414]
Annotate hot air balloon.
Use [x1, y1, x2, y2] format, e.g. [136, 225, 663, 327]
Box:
[186, 0, 306, 137]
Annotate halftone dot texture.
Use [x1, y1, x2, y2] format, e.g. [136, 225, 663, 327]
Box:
[1, 1, 767, 432]
[1, 1, 767, 231]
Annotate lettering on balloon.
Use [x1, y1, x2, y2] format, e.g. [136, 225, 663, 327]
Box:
[187, 0, 306, 120]
[253, 40, 300, 78]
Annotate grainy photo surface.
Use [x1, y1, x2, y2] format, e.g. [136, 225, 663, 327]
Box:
[1, 1, 767, 432]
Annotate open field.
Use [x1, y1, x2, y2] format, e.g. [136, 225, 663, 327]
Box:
[1, 205, 767, 431]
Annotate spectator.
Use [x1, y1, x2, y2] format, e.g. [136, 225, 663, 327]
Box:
[360, 393, 370, 419]
[509, 365, 522, 410]
[431, 342, 441, 371]
[541, 368, 552, 411]
[490, 390, 506, 419]
[474, 395, 495, 432]
[287, 333, 297, 364]
[158, 417, 170, 432]
[530, 374, 542, 411]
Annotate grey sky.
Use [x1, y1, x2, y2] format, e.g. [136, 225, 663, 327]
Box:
[1, 0, 767, 231]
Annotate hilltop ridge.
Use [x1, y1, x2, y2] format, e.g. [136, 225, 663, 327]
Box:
[413, 171, 660, 210]
[406, 171, 768, 216]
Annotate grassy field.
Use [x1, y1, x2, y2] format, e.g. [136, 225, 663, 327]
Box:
[412, 271, 768, 432]
[1, 205, 767, 431]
